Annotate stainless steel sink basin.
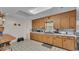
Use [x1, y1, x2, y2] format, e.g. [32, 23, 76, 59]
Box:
[45, 32, 62, 35]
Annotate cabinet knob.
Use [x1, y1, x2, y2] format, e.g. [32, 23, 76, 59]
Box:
[64, 40, 66, 41]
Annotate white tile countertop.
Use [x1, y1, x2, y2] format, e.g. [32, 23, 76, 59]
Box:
[31, 32, 77, 37]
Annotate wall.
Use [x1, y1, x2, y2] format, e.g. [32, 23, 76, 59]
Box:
[3, 17, 27, 42]
[76, 8, 79, 32]
[25, 20, 32, 40]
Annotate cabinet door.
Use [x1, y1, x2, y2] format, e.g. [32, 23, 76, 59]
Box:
[33, 33, 37, 40]
[63, 37, 75, 50]
[37, 34, 43, 42]
[60, 13, 70, 29]
[48, 35, 54, 45]
[45, 35, 54, 45]
[32, 20, 35, 28]
[30, 33, 36, 40]
[69, 11, 76, 29]
[32, 20, 38, 28]
[42, 35, 49, 43]
[40, 19, 45, 28]
[54, 15, 61, 29]
[53, 36, 63, 47]
[49, 15, 60, 29]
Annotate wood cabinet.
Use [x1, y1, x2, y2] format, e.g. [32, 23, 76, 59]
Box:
[62, 36, 76, 50]
[48, 35, 54, 45]
[42, 35, 53, 45]
[30, 32, 76, 50]
[37, 33, 43, 42]
[32, 18, 45, 29]
[69, 10, 76, 29]
[60, 10, 76, 29]
[55, 15, 61, 29]
[30, 33, 43, 42]
[32, 20, 36, 28]
[30, 33, 40, 41]
[60, 13, 70, 29]
[30, 33, 36, 40]
[53, 36, 63, 47]
[32, 10, 76, 29]
[48, 15, 61, 29]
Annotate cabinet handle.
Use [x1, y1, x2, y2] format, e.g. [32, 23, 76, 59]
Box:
[64, 40, 66, 41]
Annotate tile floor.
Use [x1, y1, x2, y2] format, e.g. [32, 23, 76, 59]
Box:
[11, 39, 67, 51]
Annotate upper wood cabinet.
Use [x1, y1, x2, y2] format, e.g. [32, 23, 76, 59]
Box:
[60, 13, 70, 29]
[48, 15, 61, 29]
[69, 10, 76, 29]
[32, 20, 37, 28]
[32, 18, 45, 29]
[32, 10, 76, 29]
[54, 15, 61, 29]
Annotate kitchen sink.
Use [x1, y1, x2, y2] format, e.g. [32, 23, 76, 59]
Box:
[45, 32, 61, 34]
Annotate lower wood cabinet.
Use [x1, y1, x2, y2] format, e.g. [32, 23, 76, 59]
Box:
[43, 35, 54, 45]
[30, 32, 76, 50]
[53, 36, 63, 48]
[47, 35, 54, 45]
[62, 37, 76, 50]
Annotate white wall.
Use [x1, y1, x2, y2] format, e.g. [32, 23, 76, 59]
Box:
[25, 20, 32, 40]
[3, 17, 27, 42]
[76, 8, 79, 32]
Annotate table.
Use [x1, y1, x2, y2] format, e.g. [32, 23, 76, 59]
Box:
[0, 34, 16, 51]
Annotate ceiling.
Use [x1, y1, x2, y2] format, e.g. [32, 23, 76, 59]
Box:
[0, 7, 76, 22]
[0, 7, 52, 15]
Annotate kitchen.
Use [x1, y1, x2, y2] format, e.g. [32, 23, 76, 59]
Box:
[30, 9, 77, 51]
[0, 7, 78, 51]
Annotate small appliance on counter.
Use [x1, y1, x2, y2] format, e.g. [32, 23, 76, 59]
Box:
[54, 29, 60, 34]
[32, 28, 44, 32]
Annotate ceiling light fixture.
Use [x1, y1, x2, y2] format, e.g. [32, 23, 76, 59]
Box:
[29, 7, 52, 14]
